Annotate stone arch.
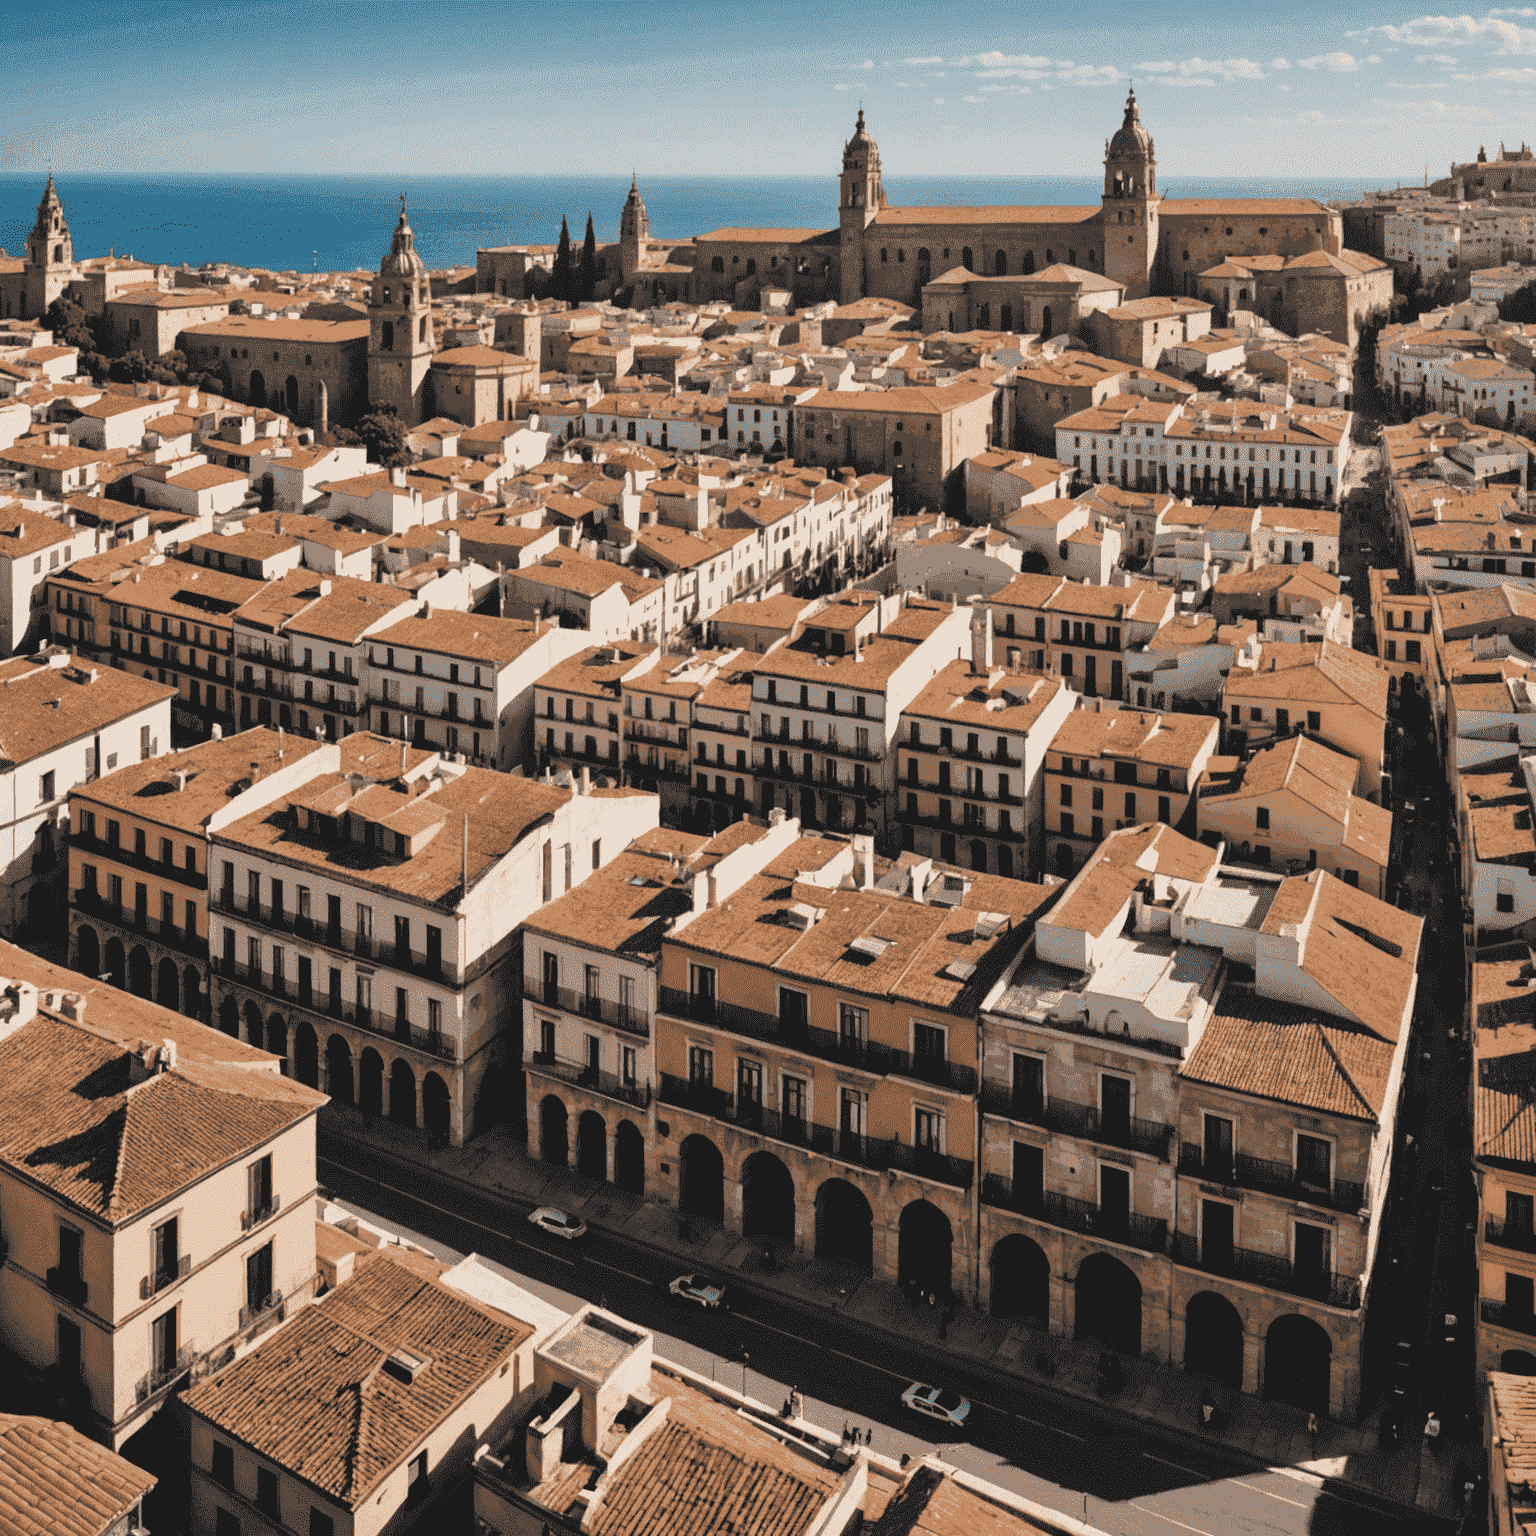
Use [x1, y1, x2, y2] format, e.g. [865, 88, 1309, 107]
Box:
[104, 936, 125, 989]
[243, 1000, 263, 1046]
[679, 1133, 724, 1222]
[961, 246, 973, 272]
[1184, 1290, 1244, 1389]
[994, 249, 1008, 275]
[614, 1119, 645, 1194]
[359, 1047, 384, 1118]
[423, 1072, 450, 1142]
[990, 1233, 1050, 1322]
[815, 1178, 873, 1269]
[745, 259, 756, 277]
[741, 1150, 796, 1245]
[711, 256, 724, 273]
[1042, 305, 1053, 340]
[1023, 250, 1035, 275]
[576, 1109, 607, 1179]
[127, 945, 152, 999]
[266, 1013, 287, 1065]
[1264, 1314, 1331, 1414]
[75, 925, 99, 981]
[999, 304, 1013, 332]
[1074, 1252, 1142, 1356]
[248, 369, 266, 408]
[540, 1094, 569, 1165]
[898, 1199, 953, 1298]
[998, 844, 1014, 878]
[182, 965, 203, 1018]
[294, 1023, 319, 1088]
[218, 996, 240, 1037]
[284, 375, 299, 415]
[327, 1034, 352, 1104]
[1055, 842, 1073, 877]
[969, 838, 987, 872]
[389, 1058, 415, 1126]
[1502, 1350, 1536, 1375]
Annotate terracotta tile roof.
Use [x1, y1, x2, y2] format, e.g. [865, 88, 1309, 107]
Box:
[904, 662, 1065, 734]
[182, 1248, 530, 1509]
[0, 1415, 155, 1536]
[867, 1462, 1042, 1535]
[0, 506, 77, 556]
[1046, 706, 1217, 771]
[1045, 823, 1218, 939]
[0, 654, 173, 766]
[372, 612, 547, 667]
[1225, 640, 1388, 717]
[875, 205, 1098, 227]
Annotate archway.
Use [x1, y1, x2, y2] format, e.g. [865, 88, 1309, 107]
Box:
[284, 375, 299, 415]
[540, 1095, 568, 1166]
[1074, 1252, 1142, 1356]
[26, 881, 53, 938]
[1055, 843, 1073, 877]
[248, 369, 266, 408]
[1502, 1350, 1536, 1375]
[182, 965, 202, 1018]
[423, 1072, 450, 1143]
[75, 925, 99, 981]
[326, 1035, 352, 1104]
[358, 1048, 384, 1118]
[1023, 250, 1035, 275]
[243, 1000, 263, 1047]
[1264, 1314, 1331, 1414]
[127, 945, 151, 999]
[815, 1178, 874, 1270]
[898, 1200, 953, 1298]
[1042, 305, 1053, 340]
[104, 936, 125, 989]
[266, 1014, 287, 1067]
[294, 1024, 319, 1088]
[218, 996, 240, 1037]
[679, 1134, 724, 1222]
[389, 1059, 415, 1126]
[614, 1119, 645, 1193]
[990, 1234, 1050, 1322]
[970, 838, 987, 872]
[994, 249, 1007, 276]
[1184, 1290, 1244, 1389]
[742, 1151, 796, 1245]
[576, 1109, 607, 1179]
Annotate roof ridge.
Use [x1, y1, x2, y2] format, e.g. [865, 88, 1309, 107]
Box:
[1310, 1018, 1378, 1120]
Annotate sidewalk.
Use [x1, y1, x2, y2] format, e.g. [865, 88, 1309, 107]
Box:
[319, 1107, 1467, 1524]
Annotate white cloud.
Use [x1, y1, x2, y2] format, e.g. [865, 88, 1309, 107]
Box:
[895, 81, 909, 88]
[1277, 81, 1291, 90]
[1299, 51, 1360, 71]
[1056, 63, 1122, 85]
[1135, 55, 1266, 83]
[956, 51, 1051, 69]
[854, 59, 874, 70]
[1270, 57, 1291, 69]
[1364, 53, 1383, 63]
[1351, 15, 1536, 53]
[963, 94, 983, 102]
[934, 96, 945, 104]
[1488, 7, 1536, 15]
[834, 82, 850, 90]
[1416, 52, 1459, 63]
[905, 56, 942, 64]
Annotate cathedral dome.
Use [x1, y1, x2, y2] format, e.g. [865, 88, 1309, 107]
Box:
[1108, 87, 1152, 159]
[380, 195, 426, 280]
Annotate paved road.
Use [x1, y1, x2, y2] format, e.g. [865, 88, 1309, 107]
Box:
[318, 1135, 1449, 1536]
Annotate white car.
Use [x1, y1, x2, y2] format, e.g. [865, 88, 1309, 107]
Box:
[669, 1273, 727, 1309]
[900, 1382, 971, 1428]
[527, 1207, 587, 1241]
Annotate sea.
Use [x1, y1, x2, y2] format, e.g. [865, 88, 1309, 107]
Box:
[0, 173, 1403, 278]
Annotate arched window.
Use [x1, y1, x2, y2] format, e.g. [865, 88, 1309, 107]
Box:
[893, 440, 903, 456]
[711, 256, 724, 273]
[418, 316, 427, 342]
[897, 249, 904, 263]
[961, 247, 973, 271]
[1041, 306, 1053, 340]
[382, 286, 391, 304]
[1045, 248, 1053, 264]
[1023, 251, 1035, 276]
[380, 320, 394, 351]
[994, 250, 1007, 275]
[745, 259, 756, 276]
[1068, 248, 1077, 265]
[1000, 303, 1013, 331]
[52, 244, 62, 263]
[880, 248, 888, 263]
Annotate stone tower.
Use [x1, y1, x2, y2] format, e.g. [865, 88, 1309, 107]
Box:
[1101, 88, 1161, 302]
[839, 109, 885, 304]
[367, 195, 434, 428]
[620, 176, 649, 283]
[24, 172, 73, 320]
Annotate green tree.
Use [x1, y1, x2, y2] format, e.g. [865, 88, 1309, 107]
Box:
[1501, 280, 1536, 325]
[43, 296, 108, 379]
[335, 405, 407, 467]
[577, 212, 598, 303]
[552, 215, 573, 303]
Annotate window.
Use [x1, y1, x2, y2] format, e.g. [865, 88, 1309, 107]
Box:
[407, 1450, 429, 1503]
[1307, 711, 1320, 732]
[152, 1215, 179, 1286]
[215, 1508, 240, 1536]
[247, 1154, 273, 1223]
[1256, 806, 1270, 831]
[246, 1240, 273, 1313]
[914, 1106, 943, 1152]
[212, 1441, 235, 1488]
[839, 1003, 867, 1050]
[39, 770, 54, 802]
[1203, 1113, 1234, 1179]
[309, 1512, 334, 1536]
[257, 1467, 279, 1518]
[913, 1021, 945, 1062]
[1296, 1133, 1332, 1194]
[689, 1045, 714, 1085]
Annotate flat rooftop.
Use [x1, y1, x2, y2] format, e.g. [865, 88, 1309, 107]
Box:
[543, 1311, 645, 1380]
[1183, 873, 1279, 932]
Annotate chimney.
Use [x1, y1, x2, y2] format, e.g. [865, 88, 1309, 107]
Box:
[400, 740, 408, 776]
[173, 770, 188, 792]
[579, 765, 590, 796]
[249, 760, 261, 785]
[971, 607, 994, 676]
[390, 466, 406, 488]
[318, 579, 332, 596]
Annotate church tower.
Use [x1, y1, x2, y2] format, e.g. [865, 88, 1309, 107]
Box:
[1101, 88, 1161, 301]
[367, 195, 435, 427]
[839, 110, 885, 304]
[23, 172, 73, 320]
[620, 176, 649, 283]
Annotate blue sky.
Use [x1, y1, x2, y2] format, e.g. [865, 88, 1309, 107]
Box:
[4, 0, 1534, 180]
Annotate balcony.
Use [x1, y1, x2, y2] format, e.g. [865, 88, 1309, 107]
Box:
[659, 1072, 734, 1120]
[242, 1194, 282, 1232]
[73, 891, 207, 956]
[981, 1083, 1172, 1160]
[46, 1267, 88, 1308]
[135, 1345, 194, 1405]
[981, 1175, 1168, 1255]
[1482, 1298, 1536, 1337]
[239, 1290, 285, 1336]
[1486, 1221, 1536, 1255]
[902, 737, 1022, 767]
[1170, 1232, 1361, 1310]
[71, 836, 208, 891]
[527, 1052, 651, 1111]
[1178, 1144, 1365, 1214]
[526, 981, 650, 1038]
[889, 1140, 975, 1189]
[624, 752, 692, 783]
[140, 1252, 192, 1299]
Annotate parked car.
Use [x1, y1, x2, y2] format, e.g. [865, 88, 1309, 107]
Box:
[527, 1206, 587, 1241]
[900, 1381, 971, 1429]
[668, 1273, 728, 1309]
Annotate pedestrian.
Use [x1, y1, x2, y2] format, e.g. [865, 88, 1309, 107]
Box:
[1307, 1411, 1318, 1451]
[841, 1421, 849, 1446]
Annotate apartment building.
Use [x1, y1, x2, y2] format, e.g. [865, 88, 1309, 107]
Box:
[69, 727, 327, 1024]
[1368, 567, 1434, 699]
[0, 650, 173, 942]
[208, 732, 659, 1146]
[503, 549, 665, 644]
[362, 611, 589, 771]
[979, 825, 1419, 1421]
[0, 503, 95, 657]
[621, 648, 739, 821]
[1221, 641, 1390, 799]
[1126, 614, 1258, 713]
[533, 641, 659, 782]
[0, 947, 325, 1449]
[982, 571, 1173, 702]
[1458, 755, 1536, 937]
[1196, 735, 1393, 897]
[183, 1246, 536, 1536]
[751, 591, 970, 845]
[1253, 504, 1342, 575]
[688, 659, 757, 833]
[1042, 703, 1219, 878]
[524, 819, 796, 1190]
[653, 832, 1055, 1304]
[895, 621, 1075, 880]
[1211, 564, 1352, 647]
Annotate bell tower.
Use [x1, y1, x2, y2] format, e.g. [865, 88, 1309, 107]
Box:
[620, 176, 649, 283]
[838, 110, 885, 304]
[367, 194, 435, 428]
[1101, 87, 1160, 301]
[23, 172, 73, 320]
